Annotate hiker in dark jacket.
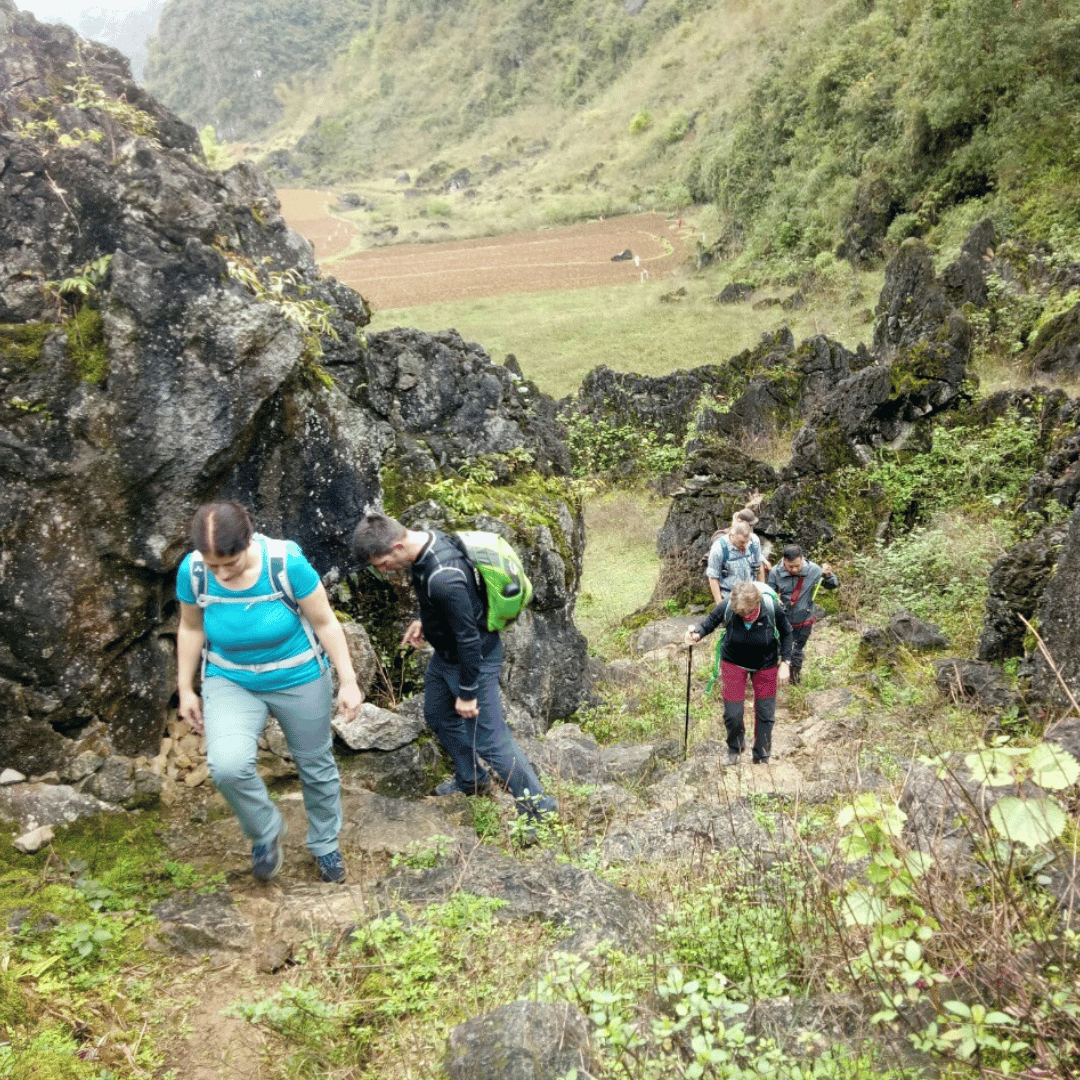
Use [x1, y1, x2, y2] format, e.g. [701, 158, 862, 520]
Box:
[350, 512, 556, 838]
[684, 581, 793, 766]
[767, 544, 838, 686]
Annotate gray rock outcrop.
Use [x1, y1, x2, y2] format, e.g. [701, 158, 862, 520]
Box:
[444, 1000, 595, 1080]
[0, 7, 589, 778]
[1031, 506, 1080, 709]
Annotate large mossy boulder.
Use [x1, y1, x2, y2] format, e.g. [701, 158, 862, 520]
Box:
[0, 4, 590, 776]
[1029, 302, 1080, 379]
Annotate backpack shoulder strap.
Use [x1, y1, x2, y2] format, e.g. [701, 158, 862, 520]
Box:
[190, 553, 208, 606]
[262, 535, 328, 672]
[427, 533, 481, 599]
[761, 592, 775, 622]
[761, 593, 781, 646]
[262, 535, 299, 614]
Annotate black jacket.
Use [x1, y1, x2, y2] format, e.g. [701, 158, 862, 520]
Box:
[411, 530, 498, 695]
[696, 597, 793, 671]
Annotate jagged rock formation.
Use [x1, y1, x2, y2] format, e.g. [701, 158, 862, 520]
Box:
[0, 3, 588, 780]
[568, 222, 1080, 720]
[576, 236, 979, 598]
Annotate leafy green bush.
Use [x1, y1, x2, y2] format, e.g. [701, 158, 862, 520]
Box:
[659, 112, 692, 146]
[563, 414, 683, 480]
[850, 517, 1005, 647]
[838, 412, 1042, 523]
[686, 0, 1080, 267]
[830, 745, 1080, 1078]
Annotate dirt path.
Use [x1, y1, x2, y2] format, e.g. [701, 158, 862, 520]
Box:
[276, 189, 693, 310]
[157, 619, 854, 1079]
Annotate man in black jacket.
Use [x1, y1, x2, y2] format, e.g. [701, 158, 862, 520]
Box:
[350, 512, 556, 832]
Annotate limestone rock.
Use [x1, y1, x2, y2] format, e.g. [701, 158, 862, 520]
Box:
[377, 842, 655, 955]
[0, 13, 590, 780]
[151, 889, 255, 954]
[333, 702, 425, 752]
[0, 781, 115, 832]
[444, 1000, 595, 1080]
[933, 659, 1018, 714]
[13, 825, 54, 853]
[1029, 301, 1080, 378]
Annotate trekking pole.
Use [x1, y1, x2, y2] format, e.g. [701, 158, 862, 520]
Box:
[683, 644, 693, 760]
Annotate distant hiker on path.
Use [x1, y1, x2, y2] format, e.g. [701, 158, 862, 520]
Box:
[684, 581, 793, 765]
[350, 513, 557, 841]
[706, 518, 762, 604]
[176, 501, 361, 884]
[767, 544, 838, 686]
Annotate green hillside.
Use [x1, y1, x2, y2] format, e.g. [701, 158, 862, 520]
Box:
[144, 0, 372, 137]
[145, 0, 1080, 273]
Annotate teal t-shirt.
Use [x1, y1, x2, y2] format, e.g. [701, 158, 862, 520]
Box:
[177, 536, 322, 692]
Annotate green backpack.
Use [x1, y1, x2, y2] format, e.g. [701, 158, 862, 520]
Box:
[451, 530, 534, 631]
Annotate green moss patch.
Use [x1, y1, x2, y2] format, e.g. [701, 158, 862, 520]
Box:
[0, 321, 53, 367]
[64, 307, 108, 385]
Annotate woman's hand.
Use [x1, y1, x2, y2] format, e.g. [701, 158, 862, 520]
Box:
[179, 689, 204, 734]
[683, 627, 701, 647]
[778, 660, 791, 688]
[335, 678, 364, 721]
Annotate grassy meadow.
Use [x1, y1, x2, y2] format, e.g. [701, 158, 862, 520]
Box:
[574, 486, 670, 651]
[366, 256, 882, 398]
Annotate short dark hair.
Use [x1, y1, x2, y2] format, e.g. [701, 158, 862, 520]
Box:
[191, 501, 254, 557]
[782, 544, 804, 561]
[350, 512, 407, 564]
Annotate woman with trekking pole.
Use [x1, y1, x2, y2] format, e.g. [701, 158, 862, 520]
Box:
[683, 581, 793, 767]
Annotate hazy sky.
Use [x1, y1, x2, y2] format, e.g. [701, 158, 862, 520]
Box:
[18, 1, 139, 25]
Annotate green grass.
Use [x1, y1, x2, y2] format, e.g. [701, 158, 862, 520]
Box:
[0, 814, 221, 1078]
[575, 486, 669, 655]
[367, 268, 881, 399]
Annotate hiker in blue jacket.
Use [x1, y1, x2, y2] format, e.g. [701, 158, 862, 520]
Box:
[350, 512, 556, 840]
[767, 544, 838, 686]
[176, 501, 362, 884]
[684, 581, 793, 765]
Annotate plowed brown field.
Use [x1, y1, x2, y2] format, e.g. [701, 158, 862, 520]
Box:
[276, 188, 692, 310]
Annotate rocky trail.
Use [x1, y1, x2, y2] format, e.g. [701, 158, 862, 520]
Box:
[150, 621, 865, 1078]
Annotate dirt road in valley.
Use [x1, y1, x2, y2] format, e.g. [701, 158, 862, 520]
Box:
[275, 188, 693, 310]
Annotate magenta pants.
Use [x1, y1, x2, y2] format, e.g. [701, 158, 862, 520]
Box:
[720, 661, 777, 762]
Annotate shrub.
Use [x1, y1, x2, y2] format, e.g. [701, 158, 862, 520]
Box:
[562, 413, 683, 480]
[837, 412, 1042, 524]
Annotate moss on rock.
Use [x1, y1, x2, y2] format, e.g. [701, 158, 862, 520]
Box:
[64, 307, 108, 385]
[0, 321, 52, 367]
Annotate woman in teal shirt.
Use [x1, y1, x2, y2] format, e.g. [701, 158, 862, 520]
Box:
[176, 501, 362, 883]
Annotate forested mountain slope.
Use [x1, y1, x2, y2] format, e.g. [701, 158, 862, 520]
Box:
[144, 0, 372, 137]
[145, 0, 1080, 269]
